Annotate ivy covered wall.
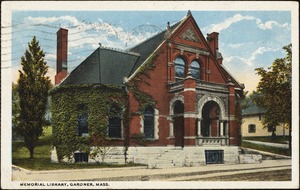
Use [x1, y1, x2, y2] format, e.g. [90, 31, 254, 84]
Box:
[50, 84, 128, 161]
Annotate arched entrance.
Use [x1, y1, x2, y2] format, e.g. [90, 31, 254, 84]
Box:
[173, 100, 184, 147]
[201, 101, 221, 137]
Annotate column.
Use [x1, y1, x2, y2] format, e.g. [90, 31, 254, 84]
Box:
[197, 118, 203, 146]
[197, 118, 202, 136]
[224, 121, 229, 145]
[169, 118, 174, 137]
[220, 121, 224, 136]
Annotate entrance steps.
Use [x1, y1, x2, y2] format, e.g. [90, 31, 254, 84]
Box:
[148, 149, 185, 169]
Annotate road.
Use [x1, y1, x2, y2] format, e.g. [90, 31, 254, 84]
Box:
[12, 159, 291, 181]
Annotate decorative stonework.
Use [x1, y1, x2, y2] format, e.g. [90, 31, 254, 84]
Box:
[181, 27, 200, 43]
[197, 94, 228, 120]
[176, 44, 209, 56]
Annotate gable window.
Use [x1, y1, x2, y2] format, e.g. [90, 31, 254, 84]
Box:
[77, 104, 88, 136]
[174, 57, 186, 80]
[108, 105, 122, 138]
[144, 106, 154, 138]
[248, 124, 256, 133]
[190, 60, 200, 79]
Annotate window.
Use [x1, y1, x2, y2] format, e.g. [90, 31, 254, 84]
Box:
[78, 112, 88, 136]
[144, 106, 154, 138]
[190, 60, 200, 79]
[248, 124, 256, 133]
[174, 57, 186, 79]
[74, 152, 88, 163]
[108, 105, 122, 138]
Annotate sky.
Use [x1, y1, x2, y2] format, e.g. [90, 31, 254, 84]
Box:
[2, 4, 293, 93]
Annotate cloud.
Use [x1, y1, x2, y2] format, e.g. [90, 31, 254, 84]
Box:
[224, 47, 279, 67]
[204, 14, 290, 33]
[208, 14, 255, 32]
[26, 16, 80, 26]
[256, 20, 289, 30]
[24, 15, 160, 50]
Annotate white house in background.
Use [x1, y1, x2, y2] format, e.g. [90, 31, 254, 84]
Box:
[241, 103, 288, 137]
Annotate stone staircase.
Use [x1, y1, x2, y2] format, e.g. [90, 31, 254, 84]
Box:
[148, 148, 185, 169]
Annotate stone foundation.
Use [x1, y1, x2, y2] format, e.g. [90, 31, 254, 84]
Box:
[55, 146, 242, 168]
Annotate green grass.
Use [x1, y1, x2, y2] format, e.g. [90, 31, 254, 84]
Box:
[241, 141, 291, 156]
[12, 126, 144, 170]
[242, 136, 290, 144]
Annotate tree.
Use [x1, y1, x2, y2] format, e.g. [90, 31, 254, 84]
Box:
[12, 83, 20, 140]
[16, 36, 52, 159]
[254, 44, 292, 150]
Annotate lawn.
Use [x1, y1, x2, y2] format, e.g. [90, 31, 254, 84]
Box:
[241, 141, 291, 156]
[242, 136, 290, 144]
[12, 126, 143, 170]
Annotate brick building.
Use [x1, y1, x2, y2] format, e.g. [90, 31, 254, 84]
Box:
[52, 11, 245, 167]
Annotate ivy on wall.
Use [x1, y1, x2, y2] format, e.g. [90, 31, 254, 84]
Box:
[50, 84, 127, 161]
[127, 52, 158, 112]
[51, 51, 162, 161]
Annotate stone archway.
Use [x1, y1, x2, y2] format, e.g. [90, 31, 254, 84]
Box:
[201, 101, 221, 137]
[197, 95, 228, 139]
[197, 95, 227, 121]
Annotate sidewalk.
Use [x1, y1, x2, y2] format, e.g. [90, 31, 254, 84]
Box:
[12, 159, 291, 181]
[243, 140, 289, 149]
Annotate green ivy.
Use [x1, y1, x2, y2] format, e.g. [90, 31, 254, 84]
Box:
[51, 51, 161, 161]
[51, 84, 127, 161]
[127, 52, 158, 112]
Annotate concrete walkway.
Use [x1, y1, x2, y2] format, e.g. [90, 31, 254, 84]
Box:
[12, 159, 291, 181]
[243, 140, 289, 149]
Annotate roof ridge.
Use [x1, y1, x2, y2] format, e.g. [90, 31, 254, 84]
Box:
[127, 20, 183, 51]
[99, 45, 140, 56]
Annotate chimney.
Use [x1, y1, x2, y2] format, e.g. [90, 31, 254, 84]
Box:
[55, 28, 68, 85]
[206, 32, 219, 58]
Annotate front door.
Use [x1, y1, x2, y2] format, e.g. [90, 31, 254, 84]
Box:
[173, 100, 184, 147]
[174, 116, 184, 147]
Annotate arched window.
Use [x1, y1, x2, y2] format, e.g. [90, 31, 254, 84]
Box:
[174, 57, 186, 79]
[108, 105, 122, 138]
[190, 60, 200, 79]
[144, 106, 154, 138]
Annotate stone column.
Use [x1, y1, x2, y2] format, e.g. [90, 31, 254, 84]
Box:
[220, 121, 224, 136]
[169, 118, 174, 137]
[224, 121, 229, 145]
[197, 118, 203, 146]
[197, 118, 202, 137]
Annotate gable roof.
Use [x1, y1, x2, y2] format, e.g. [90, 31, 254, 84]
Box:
[127, 21, 182, 75]
[242, 102, 266, 116]
[61, 11, 243, 89]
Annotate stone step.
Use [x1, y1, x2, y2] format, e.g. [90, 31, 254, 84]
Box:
[154, 163, 176, 169]
[104, 158, 126, 163]
[155, 159, 174, 164]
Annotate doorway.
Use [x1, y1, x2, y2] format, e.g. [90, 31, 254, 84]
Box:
[173, 100, 184, 147]
[201, 101, 220, 137]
